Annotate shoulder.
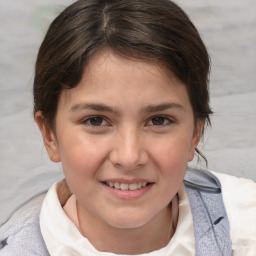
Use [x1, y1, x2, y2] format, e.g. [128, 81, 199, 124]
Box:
[0, 192, 50, 256]
[185, 167, 256, 254]
[213, 171, 256, 255]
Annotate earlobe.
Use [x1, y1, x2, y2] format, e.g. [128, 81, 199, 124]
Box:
[35, 111, 61, 162]
[188, 120, 205, 162]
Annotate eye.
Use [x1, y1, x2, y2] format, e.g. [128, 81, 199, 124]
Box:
[147, 116, 174, 126]
[82, 116, 109, 126]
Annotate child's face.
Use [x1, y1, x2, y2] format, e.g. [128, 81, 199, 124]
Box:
[38, 50, 202, 232]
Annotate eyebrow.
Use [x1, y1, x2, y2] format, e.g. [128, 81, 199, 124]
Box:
[143, 103, 185, 113]
[70, 103, 118, 114]
[70, 102, 184, 114]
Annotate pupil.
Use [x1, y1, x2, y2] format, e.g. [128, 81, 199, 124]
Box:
[90, 117, 103, 126]
[152, 117, 164, 125]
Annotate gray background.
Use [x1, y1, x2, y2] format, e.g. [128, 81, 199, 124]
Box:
[0, 0, 255, 224]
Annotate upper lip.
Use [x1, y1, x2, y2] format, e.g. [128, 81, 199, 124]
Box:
[101, 179, 153, 184]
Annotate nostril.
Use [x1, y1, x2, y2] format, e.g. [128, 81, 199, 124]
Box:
[109, 149, 148, 171]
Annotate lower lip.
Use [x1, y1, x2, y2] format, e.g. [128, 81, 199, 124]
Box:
[103, 183, 154, 200]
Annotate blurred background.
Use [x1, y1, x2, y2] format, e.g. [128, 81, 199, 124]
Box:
[0, 0, 255, 224]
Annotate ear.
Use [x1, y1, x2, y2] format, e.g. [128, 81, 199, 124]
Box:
[188, 120, 205, 162]
[35, 111, 61, 162]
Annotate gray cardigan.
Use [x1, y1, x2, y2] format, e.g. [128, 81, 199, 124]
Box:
[0, 167, 233, 256]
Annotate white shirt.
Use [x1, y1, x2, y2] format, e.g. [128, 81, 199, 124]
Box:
[40, 172, 256, 256]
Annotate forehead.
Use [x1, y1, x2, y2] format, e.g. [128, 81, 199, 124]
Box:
[58, 50, 191, 112]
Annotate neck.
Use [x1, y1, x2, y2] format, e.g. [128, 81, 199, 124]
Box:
[77, 199, 178, 254]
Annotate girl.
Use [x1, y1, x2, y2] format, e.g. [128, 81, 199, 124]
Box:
[0, 0, 255, 255]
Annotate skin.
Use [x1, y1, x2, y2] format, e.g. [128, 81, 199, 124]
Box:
[36, 50, 203, 254]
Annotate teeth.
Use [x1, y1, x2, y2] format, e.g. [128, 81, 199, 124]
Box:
[114, 182, 120, 189]
[129, 183, 138, 191]
[120, 183, 129, 190]
[106, 182, 148, 190]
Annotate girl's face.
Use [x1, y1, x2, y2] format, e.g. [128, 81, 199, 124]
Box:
[37, 50, 202, 236]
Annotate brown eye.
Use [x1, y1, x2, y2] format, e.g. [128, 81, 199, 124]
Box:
[147, 116, 174, 127]
[89, 117, 103, 126]
[151, 116, 165, 125]
[82, 116, 108, 126]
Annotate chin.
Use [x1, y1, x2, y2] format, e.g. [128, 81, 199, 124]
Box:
[107, 211, 152, 229]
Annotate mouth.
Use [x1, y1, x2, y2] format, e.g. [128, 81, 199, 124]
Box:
[104, 181, 151, 191]
[102, 180, 154, 199]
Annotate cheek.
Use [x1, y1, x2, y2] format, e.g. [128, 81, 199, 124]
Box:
[150, 133, 193, 166]
[148, 133, 193, 187]
[57, 135, 109, 183]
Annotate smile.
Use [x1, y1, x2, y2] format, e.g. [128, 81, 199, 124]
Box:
[105, 181, 148, 191]
[103, 180, 154, 200]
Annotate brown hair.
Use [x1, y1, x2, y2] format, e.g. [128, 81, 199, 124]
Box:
[33, 0, 212, 130]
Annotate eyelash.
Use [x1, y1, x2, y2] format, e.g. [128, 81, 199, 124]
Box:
[81, 115, 174, 127]
[146, 116, 175, 127]
[81, 116, 109, 127]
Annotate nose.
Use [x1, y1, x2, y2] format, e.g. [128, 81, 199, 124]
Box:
[109, 128, 148, 171]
